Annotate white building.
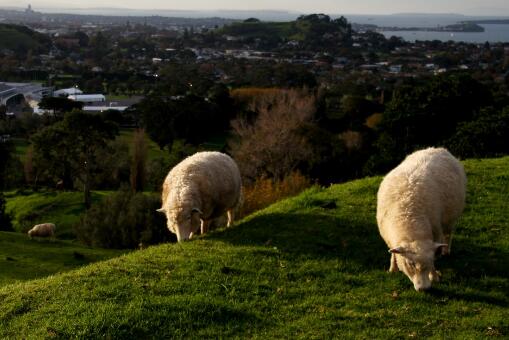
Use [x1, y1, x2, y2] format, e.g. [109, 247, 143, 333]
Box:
[54, 87, 83, 97]
[68, 94, 106, 104]
[83, 105, 128, 112]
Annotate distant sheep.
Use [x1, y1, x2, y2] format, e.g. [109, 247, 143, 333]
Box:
[158, 151, 242, 242]
[28, 223, 56, 238]
[376, 147, 466, 291]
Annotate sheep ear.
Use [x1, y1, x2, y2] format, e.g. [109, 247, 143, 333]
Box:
[191, 208, 203, 215]
[434, 243, 448, 251]
[156, 208, 166, 214]
[389, 246, 406, 254]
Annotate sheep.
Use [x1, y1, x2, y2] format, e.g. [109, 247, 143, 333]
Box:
[376, 147, 466, 291]
[28, 223, 56, 238]
[158, 151, 242, 242]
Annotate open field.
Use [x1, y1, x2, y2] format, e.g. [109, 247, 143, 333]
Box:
[0, 157, 507, 337]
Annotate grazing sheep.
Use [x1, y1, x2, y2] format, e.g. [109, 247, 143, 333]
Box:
[376, 147, 466, 291]
[28, 223, 56, 238]
[158, 151, 242, 242]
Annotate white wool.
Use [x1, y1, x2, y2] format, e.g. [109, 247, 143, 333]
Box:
[28, 223, 56, 238]
[160, 151, 242, 242]
[377, 147, 466, 291]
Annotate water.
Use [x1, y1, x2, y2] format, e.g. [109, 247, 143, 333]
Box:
[381, 24, 509, 43]
[343, 14, 509, 43]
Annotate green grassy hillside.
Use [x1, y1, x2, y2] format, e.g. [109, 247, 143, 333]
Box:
[0, 157, 508, 338]
[5, 191, 111, 238]
[0, 232, 125, 287]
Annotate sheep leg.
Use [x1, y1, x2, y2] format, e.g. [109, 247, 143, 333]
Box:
[444, 232, 453, 255]
[226, 209, 235, 227]
[201, 220, 211, 235]
[435, 228, 450, 256]
[389, 253, 399, 273]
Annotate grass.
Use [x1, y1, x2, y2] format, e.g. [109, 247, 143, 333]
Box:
[117, 128, 170, 162]
[11, 138, 29, 161]
[0, 157, 508, 338]
[106, 94, 133, 101]
[0, 232, 126, 287]
[5, 191, 111, 239]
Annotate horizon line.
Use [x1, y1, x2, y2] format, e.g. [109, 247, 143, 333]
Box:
[1, 5, 509, 18]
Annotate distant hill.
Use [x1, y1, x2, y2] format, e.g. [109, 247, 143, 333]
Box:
[463, 19, 509, 24]
[0, 23, 51, 54]
[219, 14, 352, 50]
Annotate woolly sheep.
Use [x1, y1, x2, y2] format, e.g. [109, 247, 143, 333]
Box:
[28, 223, 56, 238]
[158, 151, 242, 242]
[376, 147, 466, 291]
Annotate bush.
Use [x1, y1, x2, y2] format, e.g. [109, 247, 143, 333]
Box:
[229, 89, 316, 181]
[0, 192, 13, 231]
[446, 107, 509, 158]
[74, 188, 174, 249]
[239, 172, 312, 218]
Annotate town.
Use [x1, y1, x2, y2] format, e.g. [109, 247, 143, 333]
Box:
[1, 6, 508, 119]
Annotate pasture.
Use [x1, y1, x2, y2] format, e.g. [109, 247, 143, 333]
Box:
[0, 157, 507, 337]
[0, 231, 125, 287]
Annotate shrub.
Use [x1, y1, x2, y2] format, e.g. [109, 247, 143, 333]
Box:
[446, 107, 509, 158]
[92, 140, 130, 189]
[74, 188, 174, 249]
[239, 172, 312, 218]
[229, 89, 316, 181]
[0, 192, 13, 231]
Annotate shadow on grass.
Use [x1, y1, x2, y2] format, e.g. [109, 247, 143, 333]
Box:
[435, 237, 509, 303]
[426, 287, 508, 307]
[61, 301, 267, 338]
[207, 212, 387, 270]
[208, 211, 509, 307]
[151, 301, 266, 337]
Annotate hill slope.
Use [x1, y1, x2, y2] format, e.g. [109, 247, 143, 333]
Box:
[5, 191, 111, 239]
[0, 157, 508, 338]
[0, 232, 125, 287]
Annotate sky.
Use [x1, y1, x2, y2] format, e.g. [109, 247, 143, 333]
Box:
[2, 0, 509, 16]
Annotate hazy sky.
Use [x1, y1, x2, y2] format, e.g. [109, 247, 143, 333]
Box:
[3, 0, 509, 15]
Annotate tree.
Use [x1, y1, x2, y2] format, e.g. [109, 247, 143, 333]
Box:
[0, 138, 13, 190]
[368, 74, 493, 172]
[74, 31, 89, 47]
[130, 129, 147, 192]
[447, 107, 509, 158]
[74, 188, 172, 249]
[32, 111, 118, 208]
[0, 193, 12, 231]
[140, 93, 231, 150]
[229, 89, 316, 181]
[38, 97, 84, 119]
[0, 139, 13, 231]
[89, 31, 109, 62]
